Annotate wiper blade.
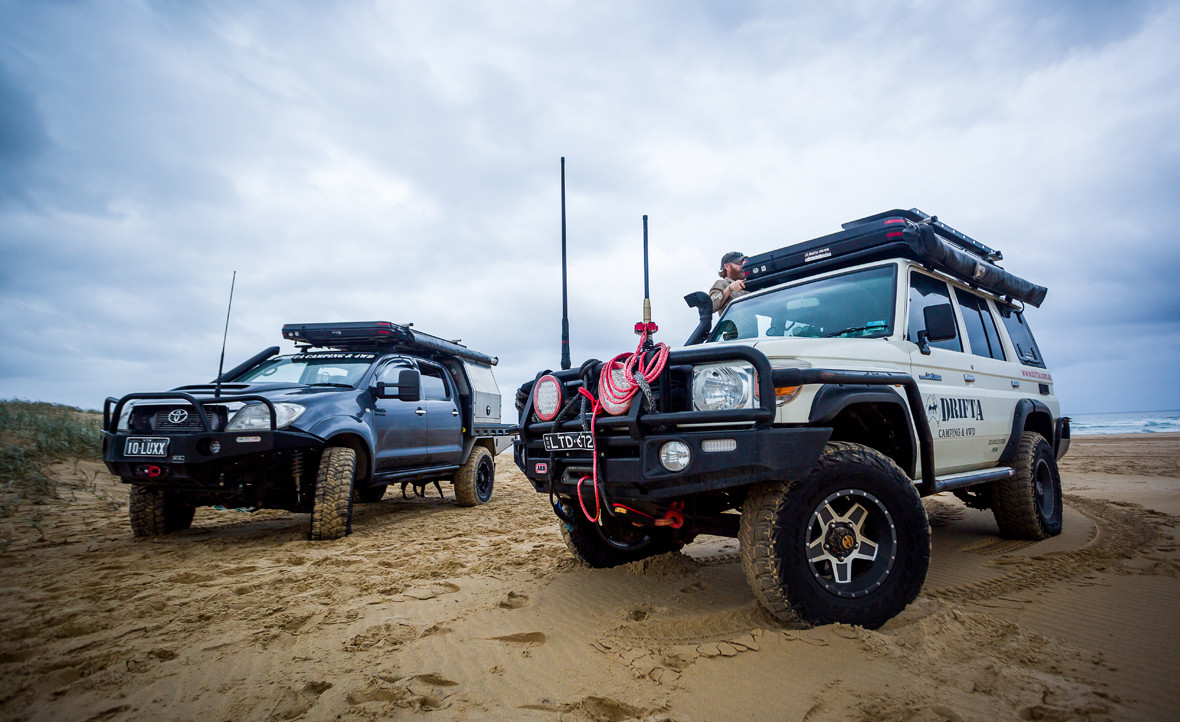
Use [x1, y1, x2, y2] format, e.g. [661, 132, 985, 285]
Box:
[823, 325, 883, 338]
[306, 382, 353, 388]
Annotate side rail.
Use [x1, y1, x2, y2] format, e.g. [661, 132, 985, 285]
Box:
[104, 392, 279, 434]
[770, 368, 935, 488]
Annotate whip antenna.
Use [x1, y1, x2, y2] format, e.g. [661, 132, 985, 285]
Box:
[642, 215, 651, 327]
[560, 157, 571, 370]
[215, 271, 237, 398]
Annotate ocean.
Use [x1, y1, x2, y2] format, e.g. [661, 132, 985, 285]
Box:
[1067, 409, 1180, 436]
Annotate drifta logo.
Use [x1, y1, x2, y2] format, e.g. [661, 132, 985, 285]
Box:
[167, 409, 189, 424]
[925, 395, 940, 429]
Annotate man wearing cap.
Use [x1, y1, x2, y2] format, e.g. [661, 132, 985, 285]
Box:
[710, 251, 748, 314]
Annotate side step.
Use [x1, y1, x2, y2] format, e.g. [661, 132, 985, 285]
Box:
[374, 464, 460, 484]
[930, 466, 1014, 494]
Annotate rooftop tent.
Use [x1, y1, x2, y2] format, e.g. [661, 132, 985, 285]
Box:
[281, 321, 499, 366]
[742, 209, 1048, 307]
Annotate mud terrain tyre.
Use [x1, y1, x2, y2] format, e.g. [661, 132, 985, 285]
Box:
[739, 442, 930, 628]
[993, 431, 1062, 539]
[129, 486, 195, 537]
[561, 506, 683, 568]
[355, 483, 387, 503]
[454, 446, 494, 507]
[309, 447, 356, 541]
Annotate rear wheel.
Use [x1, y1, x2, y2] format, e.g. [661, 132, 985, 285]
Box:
[129, 486, 195, 537]
[993, 431, 1062, 539]
[454, 446, 494, 507]
[739, 442, 930, 628]
[561, 505, 683, 568]
[309, 447, 356, 541]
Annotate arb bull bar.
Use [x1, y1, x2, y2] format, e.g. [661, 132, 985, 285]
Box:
[516, 345, 937, 504]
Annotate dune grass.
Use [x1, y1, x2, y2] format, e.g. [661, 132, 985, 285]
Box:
[0, 400, 103, 501]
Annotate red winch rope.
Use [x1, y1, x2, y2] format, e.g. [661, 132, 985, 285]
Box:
[575, 329, 669, 523]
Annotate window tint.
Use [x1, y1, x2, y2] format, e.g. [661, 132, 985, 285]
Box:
[908, 272, 961, 352]
[998, 306, 1046, 367]
[420, 366, 450, 400]
[955, 289, 1005, 361]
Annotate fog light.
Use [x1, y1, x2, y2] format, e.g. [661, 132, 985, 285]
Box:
[659, 441, 691, 472]
[701, 438, 737, 453]
[209, 441, 221, 454]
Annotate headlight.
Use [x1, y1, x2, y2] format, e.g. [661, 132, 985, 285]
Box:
[532, 375, 563, 421]
[692, 362, 758, 411]
[117, 402, 135, 432]
[227, 402, 306, 430]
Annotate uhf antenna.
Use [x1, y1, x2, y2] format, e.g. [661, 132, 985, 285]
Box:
[214, 271, 237, 398]
[560, 157, 571, 370]
[638, 215, 656, 348]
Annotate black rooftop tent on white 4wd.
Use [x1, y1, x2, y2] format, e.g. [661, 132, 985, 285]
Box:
[516, 207, 1069, 628]
[103, 321, 514, 540]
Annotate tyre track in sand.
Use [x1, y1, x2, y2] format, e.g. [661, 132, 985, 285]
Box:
[928, 494, 1172, 604]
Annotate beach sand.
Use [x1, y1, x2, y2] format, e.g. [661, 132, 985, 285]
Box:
[1, 433, 1177, 721]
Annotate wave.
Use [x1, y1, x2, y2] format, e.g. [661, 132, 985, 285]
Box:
[1069, 410, 1180, 436]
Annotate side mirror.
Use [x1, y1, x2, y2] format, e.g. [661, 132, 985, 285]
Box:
[374, 369, 421, 402]
[396, 369, 421, 402]
[917, 304, 957, 355]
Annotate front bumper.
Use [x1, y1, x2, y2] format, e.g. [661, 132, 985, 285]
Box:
[516, 426, 832, 500]
[103, 428, 324, 483]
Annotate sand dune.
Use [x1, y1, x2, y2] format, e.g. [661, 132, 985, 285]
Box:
[1, 434, 1177, 720]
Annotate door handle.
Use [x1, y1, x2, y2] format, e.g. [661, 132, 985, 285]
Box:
[451, 409, 460, 417]
[415, 408, 426, 416]
[964, 374, 976, 383]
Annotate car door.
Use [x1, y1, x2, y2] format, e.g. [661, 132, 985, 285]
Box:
[954, 288, 1019, 464]
[905, 269, 986, 475]
[372, 360, 430, 470]
[418, 362, 464, 465]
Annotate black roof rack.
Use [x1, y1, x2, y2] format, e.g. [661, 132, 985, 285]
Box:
[742, 209, 1046, 307]
[281, 322, 498, 366]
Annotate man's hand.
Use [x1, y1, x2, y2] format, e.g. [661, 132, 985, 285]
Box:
[729, 279, 745, 293]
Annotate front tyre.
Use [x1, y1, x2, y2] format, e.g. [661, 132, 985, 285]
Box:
[993, 431, 1062, 539]
[309, 447, 356, 541]
[454, 446, 494, 507]
[739, 442, 930, 629]
[129, 486, 195, 537]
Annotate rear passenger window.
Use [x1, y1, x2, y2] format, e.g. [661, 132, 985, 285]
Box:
[420, 366, 451, 400]
[908, 272, 961, 352]
[998, 306, 1046, 368]
[954, 289, 1006, 361]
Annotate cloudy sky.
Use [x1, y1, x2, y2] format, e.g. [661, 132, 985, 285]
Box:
[2, 0, 1178, 418]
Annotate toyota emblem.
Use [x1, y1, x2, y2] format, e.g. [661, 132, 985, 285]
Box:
[168, 409, 189, 424]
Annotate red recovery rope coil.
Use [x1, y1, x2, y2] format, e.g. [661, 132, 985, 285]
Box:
[576, 328, 669, 523]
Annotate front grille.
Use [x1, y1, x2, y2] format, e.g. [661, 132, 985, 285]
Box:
[131, 406, 228, 433]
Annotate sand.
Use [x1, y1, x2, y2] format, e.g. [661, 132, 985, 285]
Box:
[1, 433, 1178, 721]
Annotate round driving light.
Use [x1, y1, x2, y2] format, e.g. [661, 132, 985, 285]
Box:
[532, 375, 563, 421]
[658, 441, 691, 472]
[598, 366, 632, 416]
[209, 441, 221, 454]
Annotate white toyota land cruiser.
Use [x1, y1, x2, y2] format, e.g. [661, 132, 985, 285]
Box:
[514, 208, 1069, 628]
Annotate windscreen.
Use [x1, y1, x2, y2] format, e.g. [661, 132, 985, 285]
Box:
[233, 352, 378, 386]
[709, 265, 897, 342]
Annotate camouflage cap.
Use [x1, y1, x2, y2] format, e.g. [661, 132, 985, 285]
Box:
[720, 251, 746, 269]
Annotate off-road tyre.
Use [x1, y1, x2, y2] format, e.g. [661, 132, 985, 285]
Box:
[454, 446, 494, 507]
[993, 431, 1062, 539]
[309, 447, 356, 541]
[739, 442, 930, 629]
[355, 483, 387, 503]
[129, 486, 195, 537]
[561, 506, 683, 568]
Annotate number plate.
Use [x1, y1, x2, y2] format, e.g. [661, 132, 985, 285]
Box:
[543, 431, 595, 452]
[124, 437, 170, 457]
